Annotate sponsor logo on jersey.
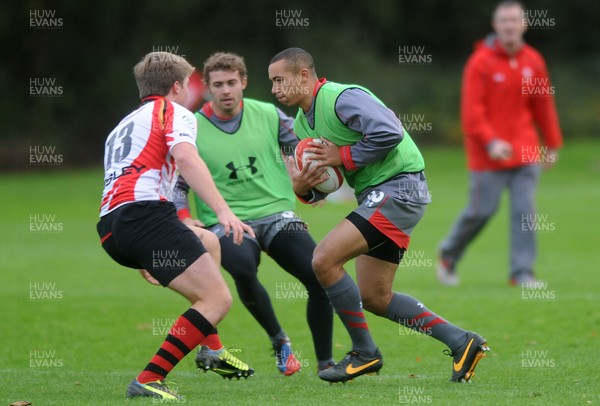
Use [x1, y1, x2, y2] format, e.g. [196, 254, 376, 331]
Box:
[104, 164, 146, 186]
[226, 157, 258, 180]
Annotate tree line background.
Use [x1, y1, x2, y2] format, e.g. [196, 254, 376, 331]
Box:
[2, 0, 598, 170]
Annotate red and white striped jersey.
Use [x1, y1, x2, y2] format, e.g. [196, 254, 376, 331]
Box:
[99, 96, 197, 216]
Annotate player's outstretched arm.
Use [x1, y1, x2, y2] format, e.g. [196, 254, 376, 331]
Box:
[171, 143, 255, 244]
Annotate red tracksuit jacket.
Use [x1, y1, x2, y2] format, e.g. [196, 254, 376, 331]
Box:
[461, 36, 563, 171]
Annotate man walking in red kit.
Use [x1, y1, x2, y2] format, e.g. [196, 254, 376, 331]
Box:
[437, 0, 563, 287]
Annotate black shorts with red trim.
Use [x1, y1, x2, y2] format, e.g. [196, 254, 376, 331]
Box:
[348, 172, 430, 263]
[97, 201, 207, 286]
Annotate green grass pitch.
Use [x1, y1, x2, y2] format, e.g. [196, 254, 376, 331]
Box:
[1, 141, 598, 405]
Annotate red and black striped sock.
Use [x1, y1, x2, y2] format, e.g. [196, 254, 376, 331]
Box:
[137, 308, 214, 383]
[200, 328, 223, 351]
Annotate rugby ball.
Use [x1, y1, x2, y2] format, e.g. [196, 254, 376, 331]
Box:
[294, 138, 344, 194]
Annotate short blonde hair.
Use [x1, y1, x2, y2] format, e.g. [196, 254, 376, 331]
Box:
[203, 52, 247, 85]
[133, 52, 195, 99]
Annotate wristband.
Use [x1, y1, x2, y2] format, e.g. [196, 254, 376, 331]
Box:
[177, 208, 192, 221]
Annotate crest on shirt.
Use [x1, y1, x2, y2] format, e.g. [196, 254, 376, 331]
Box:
[181, 115, 195, 128]
[521, 66, 534, 78]
[492, 72, 506, 82]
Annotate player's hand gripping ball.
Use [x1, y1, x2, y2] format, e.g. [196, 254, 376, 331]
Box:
[294, 138, 343, 193]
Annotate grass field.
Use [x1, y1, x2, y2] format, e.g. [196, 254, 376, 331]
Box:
[1, 141, 599, 405]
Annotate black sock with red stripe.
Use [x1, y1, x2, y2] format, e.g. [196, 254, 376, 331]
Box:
[385, 293, 467, 351]
[137, 308, 213, 383]
[324, 273, 378, 357]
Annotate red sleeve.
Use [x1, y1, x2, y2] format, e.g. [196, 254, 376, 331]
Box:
[340, 145, 357, 171]
[461, 56, 496, 146]
[529, 56, 563, 149]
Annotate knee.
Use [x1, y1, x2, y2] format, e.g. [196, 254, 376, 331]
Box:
[190, 227, 221, 264]
[221, 289, 233, 312]
[312, 245, 349, 287]
[362, 299, 388, 316]
[199, 262, 232, 310]
[228, 263, 259, 287]
[222, 246, 259, 285]
[201, 231, 220, 259]
[360, 288, 392, 316]
[466, 205, 497, 222]
[225, 261, 262, 299]
[311, 255, 329, 286]
[206, 282, 232, 314]
[360, 295, 380, 314]
[311, 245, 334, 275]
